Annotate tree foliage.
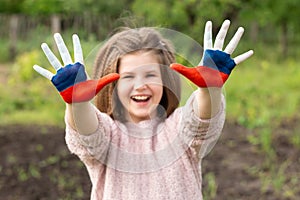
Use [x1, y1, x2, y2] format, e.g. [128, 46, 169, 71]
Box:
[1, 0, 299, 32]
[0, 0, 26, 13]
[0, 0, 300, 58]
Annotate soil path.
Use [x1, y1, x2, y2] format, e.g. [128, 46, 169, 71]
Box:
[1, 122, 299, 199]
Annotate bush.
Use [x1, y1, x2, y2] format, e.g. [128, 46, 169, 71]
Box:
[1, 50, 65, 126]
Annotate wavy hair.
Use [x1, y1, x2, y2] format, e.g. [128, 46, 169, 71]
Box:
[93, 27, 181, 121]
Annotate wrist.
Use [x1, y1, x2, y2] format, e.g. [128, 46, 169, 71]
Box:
[198, 87, 222, 96]
[66, 101, 92, 109]
[196, 87, 222, 119]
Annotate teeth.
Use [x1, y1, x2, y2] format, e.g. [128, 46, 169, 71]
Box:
[132, 96, 149, 100]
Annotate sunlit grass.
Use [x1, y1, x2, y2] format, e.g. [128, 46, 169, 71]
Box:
[224, 56, 300, 129]
[1, 108, 65, 128]
[2, 35, 300, 130]
[2, 46, 300, 129]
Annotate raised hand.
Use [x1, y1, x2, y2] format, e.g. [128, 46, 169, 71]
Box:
[170, 20, 254, 87]
[33, 33, 119, 103]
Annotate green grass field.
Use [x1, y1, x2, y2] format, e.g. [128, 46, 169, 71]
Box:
[1, 41, 300, 129]
[1, 40, 300, 199]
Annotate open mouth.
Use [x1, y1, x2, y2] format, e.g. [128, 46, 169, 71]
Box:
[131, 95, 151, 102]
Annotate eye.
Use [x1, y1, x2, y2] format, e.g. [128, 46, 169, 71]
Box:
[122, 75, 134, 79]
[146, 73, 156, 78]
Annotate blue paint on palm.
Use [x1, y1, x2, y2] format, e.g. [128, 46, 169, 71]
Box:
[203, 50, 236, 75]
[51, 62, 87, 92]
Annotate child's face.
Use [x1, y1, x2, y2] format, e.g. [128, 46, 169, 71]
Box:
[117, 51, 163, 123]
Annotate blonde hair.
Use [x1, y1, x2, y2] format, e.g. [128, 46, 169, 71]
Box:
[93, 27, 181, 121]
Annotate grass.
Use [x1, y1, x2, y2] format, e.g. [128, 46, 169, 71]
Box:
[1, 108, 65, 127]
[1, 37, 300, 199]
[2, 27, 298, 130]
[225, 55, 300, 129]
[1, 41, 300, 128]
[203, 172, 217, 199]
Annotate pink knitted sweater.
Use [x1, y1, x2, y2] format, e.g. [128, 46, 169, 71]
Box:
[65, 91, 225, 200]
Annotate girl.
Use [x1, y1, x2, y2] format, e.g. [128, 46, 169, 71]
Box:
[34, 20, 253, 200]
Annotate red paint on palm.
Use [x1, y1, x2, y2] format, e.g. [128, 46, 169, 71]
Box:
[60, 73, 120, 103]
[170, 63, 229, 87]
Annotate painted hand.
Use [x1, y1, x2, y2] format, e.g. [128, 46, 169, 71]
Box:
[33, 33, 119, 103]
[170, 20, 254, 87]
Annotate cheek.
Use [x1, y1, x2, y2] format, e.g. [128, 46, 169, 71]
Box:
[117, 82, 130, 104]
[117, 79, 132, 93]
[151, 84, 163, 102]
[145, 76, 163, 85]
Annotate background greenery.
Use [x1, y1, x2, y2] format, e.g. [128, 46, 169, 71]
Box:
[1, 0, 300, 127]
[1, 0, 300, 199]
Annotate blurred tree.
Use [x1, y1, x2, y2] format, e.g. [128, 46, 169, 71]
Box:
[0, 0, 26, 59]
[22, 0, 65, 33]
[8, 14, 18, 60]
[237, 0, 272, 45]
[0, 0, 25, 13]
[61, 0, 133, 39]
[239, 0, 300, 57]
[1, 0, 299, 61]
[266, 0, 299, 57]
[21, 0, 64, 15]
[132, 0, 243, 40]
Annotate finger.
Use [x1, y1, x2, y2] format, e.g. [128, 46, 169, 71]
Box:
[41, 43, 62, 71]
[97, 73, 120, 91]
[170, 63, 189, 74]
[233, 50, 254, 65]
[73, 34, 84, 64]
[33, 65, 54, 80]
[170, 63, 197, 80]
[224, 27, 244, 54]
[214, 19, 230, 50]
[203, 21, 213, 50]
[54, 33, 73, 66]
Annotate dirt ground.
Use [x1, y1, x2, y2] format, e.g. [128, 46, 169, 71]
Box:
[1, 121, 299, 200]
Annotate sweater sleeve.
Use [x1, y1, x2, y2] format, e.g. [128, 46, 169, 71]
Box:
[171, 89, 226, 160]
[64, 105, 114, 165]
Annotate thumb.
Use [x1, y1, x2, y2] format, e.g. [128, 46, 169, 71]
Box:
[170, 63, 189, 72]
[170, 63, 228, 88]
[62, 73, 120, 103]
[170, 63, 199, 81]
[96, 73, 120, 93]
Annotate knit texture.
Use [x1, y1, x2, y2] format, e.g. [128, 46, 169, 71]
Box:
[65, 90, 226, 200]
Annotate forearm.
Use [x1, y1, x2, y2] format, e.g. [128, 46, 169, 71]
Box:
[65, 102, 99, 135]
[193, 87, 222, 119]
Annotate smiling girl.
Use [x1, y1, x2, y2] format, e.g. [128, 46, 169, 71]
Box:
[117, 51, 164, 122]
[34, 20, 253, 200]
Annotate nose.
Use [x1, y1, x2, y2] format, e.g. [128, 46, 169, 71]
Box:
[133, 77, 147, 90]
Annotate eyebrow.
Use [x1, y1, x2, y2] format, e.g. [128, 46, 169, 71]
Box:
[120, 69, 160, 75]
[145, 70, 160, 74]
[120, 71, 134, 75]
